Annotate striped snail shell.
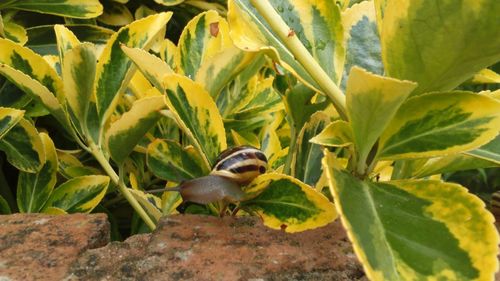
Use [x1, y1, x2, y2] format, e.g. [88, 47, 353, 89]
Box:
[210, 145, 268, 185]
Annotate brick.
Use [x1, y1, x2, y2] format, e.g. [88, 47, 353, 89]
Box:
[0, 213, 109, 281]
[67, 214, 364, 281]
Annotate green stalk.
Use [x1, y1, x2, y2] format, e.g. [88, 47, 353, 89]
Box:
[249, 0, 347, 120]
[89, 142, 156, 230]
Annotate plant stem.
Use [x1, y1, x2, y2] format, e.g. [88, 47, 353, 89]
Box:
[89, 142, 156, 230]
[249, 0, 347, 120]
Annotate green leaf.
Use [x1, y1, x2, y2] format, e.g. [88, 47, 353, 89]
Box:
[465, 135, 500, 164]
[310, 120, 353, 147]
[378, 91, 500, 160]
[17, 132, 57, 213]
[0, 195, 11, 214]
[346, 67, 416, 164]
[0, 118, 44, 172]
[292, 112, 328, 187]
[147, 139, 208, 182]
[1, 0, 103, 19]
[323, 151, 498, 280]
[378, 0, 500, 95]
[62, 42, 96, 131]
[0, 107, 24, 139]
[163, 74, 227, 168]
[129, 189, 162, 223]
[94, 12, 172, 129]
[97, 2, 133, 26]
[340, 1, 384, 91]
[43, 175, 109, 213]
[228, 0, 345, 90]
[284, 84, 329, 131]
[106, 96, 166, 165]
[241, 173, 337, 233]
[121, 45, 173, 91]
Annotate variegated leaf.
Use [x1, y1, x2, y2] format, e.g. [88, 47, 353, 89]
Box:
[472, 69, 500, 84]
[261, 125, 281, 163]
[241, 173, 337, 233]
[97, 2, 133, 26]
[57, 150, 102, 179]
[0, 0, 103, 19]
[17, 133, 57, 213]
[147, 139, 207, 182]
[0, 107, 24, 139]
[196, 46, 255, 99]
[0, 38, 65, 100]
[154, 0, 184, 6]
[292, 112, 329, 186]
[62, 42, 96, 130]
[0, 118, 44, 172]
[163, 74, 227, 167]
[347, 67, 416, 166]
[106, 96, 166, 165]
[340, 1, 383, 91]
[378, 0, 500, 95]
[134, 5, 155, 20]
[175, 10, 232, 79]
[412, 153, 498, 178]
[129, 189, 162, 223]
[159, 39, 177, 70]
[0, 14, 27, 45]
[54, 24, 81, 64]
[310, 120, 353, 147]
[43, 206, 67, 215]
[465, 135, 500, 165]
[161, 191, 182, 215]
[121, 45, 173, 91]
[378, 92, 500, 160]
[95, 12, 172, 129]
[43, 175, 109, 213]
[228, 0, 344, 90]
[28, 24, 113, 56]
[323, 151, 498, 281]
[230, 77, 283, 120]
[268, 147, 289, 171]
[0, 38, 70, 130]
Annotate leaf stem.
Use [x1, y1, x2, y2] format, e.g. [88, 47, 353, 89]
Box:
[89, 142, 156, 230]
[249, 0, 347, 120]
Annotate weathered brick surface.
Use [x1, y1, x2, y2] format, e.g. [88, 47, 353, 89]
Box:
[66, 214, 364, 281]
[0, 213, 109, 281]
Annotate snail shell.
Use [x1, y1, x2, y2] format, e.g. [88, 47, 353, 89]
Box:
[210, 145, 268, 185]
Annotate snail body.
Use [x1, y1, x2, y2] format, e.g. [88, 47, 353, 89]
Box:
[150, 145, 268, 205]
[177, 175, 244, 204]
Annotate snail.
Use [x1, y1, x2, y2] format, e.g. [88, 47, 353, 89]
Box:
[148, 146, 268, 205]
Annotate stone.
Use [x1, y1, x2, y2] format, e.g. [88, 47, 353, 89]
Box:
[0, 213, 109, 281]
[67, 214, 364, 280]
